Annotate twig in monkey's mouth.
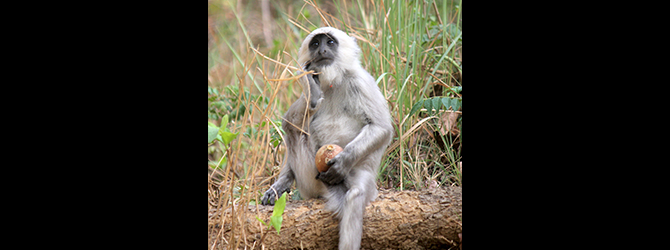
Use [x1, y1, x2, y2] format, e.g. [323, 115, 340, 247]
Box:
[303, 61, 321, 78]
[301, 61, 320, 83]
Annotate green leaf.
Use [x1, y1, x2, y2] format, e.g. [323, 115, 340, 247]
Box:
[423, 99, 433, 115]
[375, 72, 389, 86]
[270, 214, 283, 234]
[218, 114, 237, 145]
[408, 100, 423, 117]
[432, 97, 441, 115]
[208, 124, 220, 144]
[291, 189, 302, 201]
[441, 97, 451, 110]
[208, 86, 219, 96]
[269, 192, 287, 234]
[272, 192, 287, 217]
[221, 114, 229, 130]
[452, 98, 461, 111]
[445, 23, 461, 40]
[255, 216, 268, 227]
[220, 131, 238, 146]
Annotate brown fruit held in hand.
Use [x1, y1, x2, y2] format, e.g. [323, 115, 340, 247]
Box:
[315, 144, 343, 172]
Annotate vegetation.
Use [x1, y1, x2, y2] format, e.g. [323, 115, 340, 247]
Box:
[208, 0, 461, 248]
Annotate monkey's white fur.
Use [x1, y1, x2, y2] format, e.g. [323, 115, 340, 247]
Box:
[262, 27, 393, 250]
[298, 27, 362, 89]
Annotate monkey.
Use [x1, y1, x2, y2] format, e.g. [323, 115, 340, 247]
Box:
[261, 27, 393, 250]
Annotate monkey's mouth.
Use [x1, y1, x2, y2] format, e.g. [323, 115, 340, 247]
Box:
[304, 57, 334, 72]
[309, 57, 335, 68]
[314, 57, 334, 64]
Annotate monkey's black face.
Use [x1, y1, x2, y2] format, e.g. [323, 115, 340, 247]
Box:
[306, 33, 339, 70]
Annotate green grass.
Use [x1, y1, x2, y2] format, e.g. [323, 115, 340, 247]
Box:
[208, 0, 461, 247]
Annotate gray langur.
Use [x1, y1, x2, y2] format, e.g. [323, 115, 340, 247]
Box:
[260, 27, 393, 250]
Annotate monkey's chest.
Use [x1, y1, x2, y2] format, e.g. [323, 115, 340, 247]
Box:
[309, 109, 363, 149]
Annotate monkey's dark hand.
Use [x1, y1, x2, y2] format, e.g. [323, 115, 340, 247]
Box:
[260, 185, 289, 206]
[316, 151, 349, 185]
[296, 70, 323, 111]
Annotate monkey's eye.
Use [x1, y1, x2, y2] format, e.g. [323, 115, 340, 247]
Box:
[312, 42, 319, 47]
[328, 40, 334, 44]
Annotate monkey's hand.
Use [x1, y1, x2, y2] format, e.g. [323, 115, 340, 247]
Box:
[260, 185, 290, 206]
[315, 151, 350, 185]
[296, 70, 323, 111]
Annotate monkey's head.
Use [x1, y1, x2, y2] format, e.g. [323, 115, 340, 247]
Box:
[298, 27, 361, 83]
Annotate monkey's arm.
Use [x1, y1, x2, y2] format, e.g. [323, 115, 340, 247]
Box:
[297, 71, 323, 112]
[317, 95, 393, 185]
[261, 72, 323, 205]
[261, 160, 295, 205]
[317, 121, 392, 185]
[341, 121, 393, 165]
[279, 72, 322, 141]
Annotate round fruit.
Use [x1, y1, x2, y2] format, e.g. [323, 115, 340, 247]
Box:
[315, 144, 343, 172]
